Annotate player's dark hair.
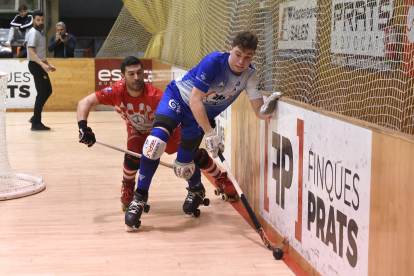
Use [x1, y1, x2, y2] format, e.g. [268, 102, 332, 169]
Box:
[32, 10, 44, 19]
[231, 31, 258, 52]
[121, 56, 143, 74]
[18, 5, 28, 11]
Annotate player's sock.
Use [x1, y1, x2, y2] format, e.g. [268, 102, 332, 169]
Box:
[136, 154, 160, 191]
[136, 128, 169, 192]
[123, 161, 138, 182]
[194, 148, 222, 179]
[177, 146, 202, 188]
[136, 187, 148, 197]
[123, 152, 141, 182]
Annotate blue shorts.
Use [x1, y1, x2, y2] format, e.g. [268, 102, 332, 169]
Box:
[156, 83, 204, 140]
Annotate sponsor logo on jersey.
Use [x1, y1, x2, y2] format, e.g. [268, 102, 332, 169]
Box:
[235, 81, 240, 87]
[218, 82, 226, 87]
[132, 114, 145, 125]
[201, 72, 206, 80]
[168, 99, 181, 114]
[256, 82, 263, 91]
[105, 88, 113, 93]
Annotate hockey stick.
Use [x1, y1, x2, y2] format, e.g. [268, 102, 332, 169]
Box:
[95, 140, 173, 169]
[218, 150, 288, 251]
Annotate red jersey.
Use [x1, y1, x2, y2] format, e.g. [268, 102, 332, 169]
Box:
[95, 81, 163, 134]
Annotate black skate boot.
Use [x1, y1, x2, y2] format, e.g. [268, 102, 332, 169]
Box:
[125, 191, 150, 231]
[183, 184, 210, 217]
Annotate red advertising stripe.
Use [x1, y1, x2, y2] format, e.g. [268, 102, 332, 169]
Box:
[295, 119, 304, 243]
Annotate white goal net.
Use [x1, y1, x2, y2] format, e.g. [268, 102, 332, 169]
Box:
[0, 72, 45, 200]
[98, 0, 414, 136]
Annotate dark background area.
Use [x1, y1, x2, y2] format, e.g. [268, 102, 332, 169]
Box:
[58, 0, 123, 37]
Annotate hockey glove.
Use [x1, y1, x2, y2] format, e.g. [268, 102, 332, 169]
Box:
[259, 92, 283, 116]
[78, 120, 96, 147]
[205, 128, 224, 158]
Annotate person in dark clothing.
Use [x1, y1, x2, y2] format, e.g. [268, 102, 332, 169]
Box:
[26, 11, 57, 131]
[0, 5, 33, 58]
[1, 5, 33, 47]
[48, 22, 76, 58]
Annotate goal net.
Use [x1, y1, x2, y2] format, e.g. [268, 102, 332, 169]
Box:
[0, 72, 45, 200]
[98, 0, 414, 136]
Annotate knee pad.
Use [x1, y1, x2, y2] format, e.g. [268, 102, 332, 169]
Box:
[194, 148, 209, 168]
[143, 135, 166, 160]
[173, 160, 196, 180]
[124, 153, 141, 171]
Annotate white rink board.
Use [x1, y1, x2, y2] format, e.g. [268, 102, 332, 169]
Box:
[260, 101, 372, 276]
[214, 107, 231, 168]
[0, 59, 37, 108]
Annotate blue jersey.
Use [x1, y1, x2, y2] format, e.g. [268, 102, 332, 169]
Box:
[155, 51, 263, 140]
[174, 51, 263, 118]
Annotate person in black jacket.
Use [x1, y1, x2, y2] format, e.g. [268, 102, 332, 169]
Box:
[48, 22, 77, 58]
[1, 5, 32, 49]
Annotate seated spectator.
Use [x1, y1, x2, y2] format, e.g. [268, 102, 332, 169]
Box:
[48, 22, 76, 58]
[0, 5, 32, 58]
[0, 45, 13, 58]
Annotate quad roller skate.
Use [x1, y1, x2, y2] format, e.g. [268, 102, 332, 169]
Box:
[121, 181, 135, 211]
[125, 191, 150, 231]
[214, 172, 238, 202]
[183, 184, 210, 217]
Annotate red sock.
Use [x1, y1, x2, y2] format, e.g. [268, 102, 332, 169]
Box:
[195, 149, 222, 179]
[123, 161, 138, 183]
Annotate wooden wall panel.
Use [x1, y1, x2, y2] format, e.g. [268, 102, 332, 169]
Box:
[151, 60, 172, 93]
[44, 58, 95, 111]
[231, 92, 261, 212]
[368, 132, 414, 276]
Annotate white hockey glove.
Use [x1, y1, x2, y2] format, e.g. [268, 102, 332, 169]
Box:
[259, 92, 283, 116]
[205, 128, 224, 159]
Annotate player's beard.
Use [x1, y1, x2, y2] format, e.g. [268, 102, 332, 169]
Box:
[34, 23, 44, 32]
[126, 79, 144, 92]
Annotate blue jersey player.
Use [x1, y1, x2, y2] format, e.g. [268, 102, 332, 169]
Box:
[125, 31, 281, 230]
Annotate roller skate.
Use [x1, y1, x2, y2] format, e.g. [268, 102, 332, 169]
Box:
[214, 172, 238, 202]
[121, 181, 135, 211]
[125, 191, 150, 231]
[183, 183, 210, 218]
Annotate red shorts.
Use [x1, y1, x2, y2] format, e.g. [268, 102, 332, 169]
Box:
[127, 124, 181, 155]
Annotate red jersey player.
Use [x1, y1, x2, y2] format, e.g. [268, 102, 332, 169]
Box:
[77, 56, 235, 212]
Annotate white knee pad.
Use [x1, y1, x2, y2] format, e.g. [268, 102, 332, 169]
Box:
[143, 135, 167, 160]
[173, 160, 196, 180]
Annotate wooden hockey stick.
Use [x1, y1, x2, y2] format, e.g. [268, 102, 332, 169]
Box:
[95, 140, 173, 169]
[218, 150, 288, 251]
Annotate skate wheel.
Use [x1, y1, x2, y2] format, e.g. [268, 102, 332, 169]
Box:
[203, 198, 210, 206]
[125, 225, 135, 232]
[222, 194, 229, 202]
[122, 203, 126, 211]
[194, 209, 201, 217]
[144, 204, 150, 213]
[135, 220, 141, 229]
[214, 189, 221, 196]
